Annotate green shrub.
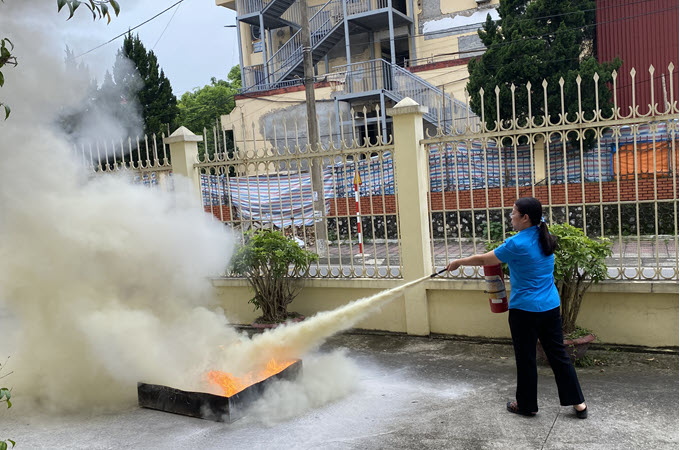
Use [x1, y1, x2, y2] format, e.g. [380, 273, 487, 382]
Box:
[231, 229, 318, 323]
[550, 223, 612, 334]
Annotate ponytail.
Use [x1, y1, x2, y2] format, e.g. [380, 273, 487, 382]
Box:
[538, 220, 557, 256]
[515, 197, 556, 256]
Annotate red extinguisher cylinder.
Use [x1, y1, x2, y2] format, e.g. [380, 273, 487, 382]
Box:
[483, 264, 509, 313]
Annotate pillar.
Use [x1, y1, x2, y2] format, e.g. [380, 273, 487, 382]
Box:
[164, 126, 203, 201]
[387, 97, 431, 336]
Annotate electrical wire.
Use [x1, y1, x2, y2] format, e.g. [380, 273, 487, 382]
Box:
[400, 5, 678, 66]
[75, 0, 186, 58]
[209, 0, 677, 112]
[251, 0, 667, 62]
[152, 0, 183, 50]
[84, 0, 673, 120]
[409, 0, 658, 41]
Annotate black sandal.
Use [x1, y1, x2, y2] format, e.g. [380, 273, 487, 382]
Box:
[506, 401, 537, 416]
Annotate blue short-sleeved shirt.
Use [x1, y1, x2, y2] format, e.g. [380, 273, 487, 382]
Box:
[493, 226, 560, 312]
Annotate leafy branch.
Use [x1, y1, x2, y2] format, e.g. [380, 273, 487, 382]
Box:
[0, 37, 17, 119]
[1, 357, 14, 450]
[57, 0, 120, 23]
[550, 223, 612, 334]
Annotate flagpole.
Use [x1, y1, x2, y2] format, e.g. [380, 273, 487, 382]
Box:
[354, 169, 363, 255]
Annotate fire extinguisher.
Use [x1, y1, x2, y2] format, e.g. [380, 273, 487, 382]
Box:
[483, 264, 508, 313]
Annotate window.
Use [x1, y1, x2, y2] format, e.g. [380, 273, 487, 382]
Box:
[252, 25, 262, 53]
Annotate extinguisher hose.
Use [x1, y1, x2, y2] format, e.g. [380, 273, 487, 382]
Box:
[430, 268, 448, 278]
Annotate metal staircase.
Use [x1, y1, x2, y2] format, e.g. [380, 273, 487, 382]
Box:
[253, 0, 345, 91]
[236, 1, 475, 131]
[333, 59, 477, 133]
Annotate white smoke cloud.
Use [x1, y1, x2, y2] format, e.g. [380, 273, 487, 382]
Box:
[0, 2, 240, 411]
[59, 54, 145, 147]
[246, 351, 360, 425]
[0, 1, 420, 421]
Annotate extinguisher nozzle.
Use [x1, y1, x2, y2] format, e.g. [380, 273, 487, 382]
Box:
[430, 268, 448, 278]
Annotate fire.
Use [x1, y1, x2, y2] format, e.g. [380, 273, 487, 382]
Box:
[206, 359, 297, 397]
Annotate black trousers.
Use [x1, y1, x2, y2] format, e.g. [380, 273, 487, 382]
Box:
[508, 306, 585, 412]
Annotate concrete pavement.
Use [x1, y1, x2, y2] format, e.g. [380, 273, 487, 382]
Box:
[1, 332, 677, 449]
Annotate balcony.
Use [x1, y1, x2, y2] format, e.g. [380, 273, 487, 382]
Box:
[344, 0, 411, 29]
[236, 0, 301, 29]
[331, 59, 478, 133]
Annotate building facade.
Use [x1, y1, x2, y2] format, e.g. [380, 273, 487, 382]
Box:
[216, 0, 498, 151]
[596, 0, 679, 115]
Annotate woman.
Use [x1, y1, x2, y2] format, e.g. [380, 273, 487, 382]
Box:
[446, 197, 587, 419]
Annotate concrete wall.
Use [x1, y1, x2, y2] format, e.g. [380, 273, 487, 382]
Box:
[414, 0, 500, 66]
[212, 278, 679, 347]
[222, 84, 352, 155]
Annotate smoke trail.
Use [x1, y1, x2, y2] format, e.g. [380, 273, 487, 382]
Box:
[219, 276, 429, 374]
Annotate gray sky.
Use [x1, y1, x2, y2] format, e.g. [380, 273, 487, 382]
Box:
[63, 0, 240, 96]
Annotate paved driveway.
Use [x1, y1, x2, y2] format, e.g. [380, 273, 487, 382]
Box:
[1, 333, 677, 449]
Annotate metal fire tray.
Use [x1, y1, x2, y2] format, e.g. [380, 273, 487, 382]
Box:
[137, 359, 302, 422]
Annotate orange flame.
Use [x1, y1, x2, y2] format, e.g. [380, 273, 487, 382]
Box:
[206, 359, 297, 397]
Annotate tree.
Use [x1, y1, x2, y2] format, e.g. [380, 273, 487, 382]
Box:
[466, 0, 621, 139]
[550, 223, 611, 335]
[177, 66, 240, 160]
[0, 0, 120, 119]
[58, 46, 99, 137]
[113, 33, 179, 138]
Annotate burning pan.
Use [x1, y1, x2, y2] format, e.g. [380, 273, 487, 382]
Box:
[138, 359, 302, 422]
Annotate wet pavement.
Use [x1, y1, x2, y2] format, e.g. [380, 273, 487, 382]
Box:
[1, 332, 677, 449]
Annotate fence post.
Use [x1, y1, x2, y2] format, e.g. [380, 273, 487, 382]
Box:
[164, 126, 203, 200]
[387, 98, 432, 336]
[533, 134, 546, 185]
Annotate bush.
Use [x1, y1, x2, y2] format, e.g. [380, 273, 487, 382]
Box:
[550, 223, 612, 334]
[231, 229, 318, 323]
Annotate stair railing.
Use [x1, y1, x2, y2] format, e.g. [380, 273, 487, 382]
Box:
[237, 0, 270, 16]
[333, 59, 478, 133]
[264, 0, 343, 88]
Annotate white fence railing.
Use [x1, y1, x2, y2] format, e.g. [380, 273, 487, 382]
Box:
[81, 66, 678, 282]
[424, 64, 678, 281]
[196, 106, 401, 278]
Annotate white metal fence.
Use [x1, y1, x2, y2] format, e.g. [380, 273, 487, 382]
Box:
[196, 106, 402, 278]
[423, 64, 678, 281]
[75, 134, 174, 189]
[79, 66, 678, 283]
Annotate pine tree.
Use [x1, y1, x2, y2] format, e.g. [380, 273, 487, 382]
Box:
[113, 33, 179, 139]
[59, 46, 97, 137]
[466, 0, 621, 139]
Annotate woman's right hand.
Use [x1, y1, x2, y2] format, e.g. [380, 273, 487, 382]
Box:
[446, 260, 461, 272]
